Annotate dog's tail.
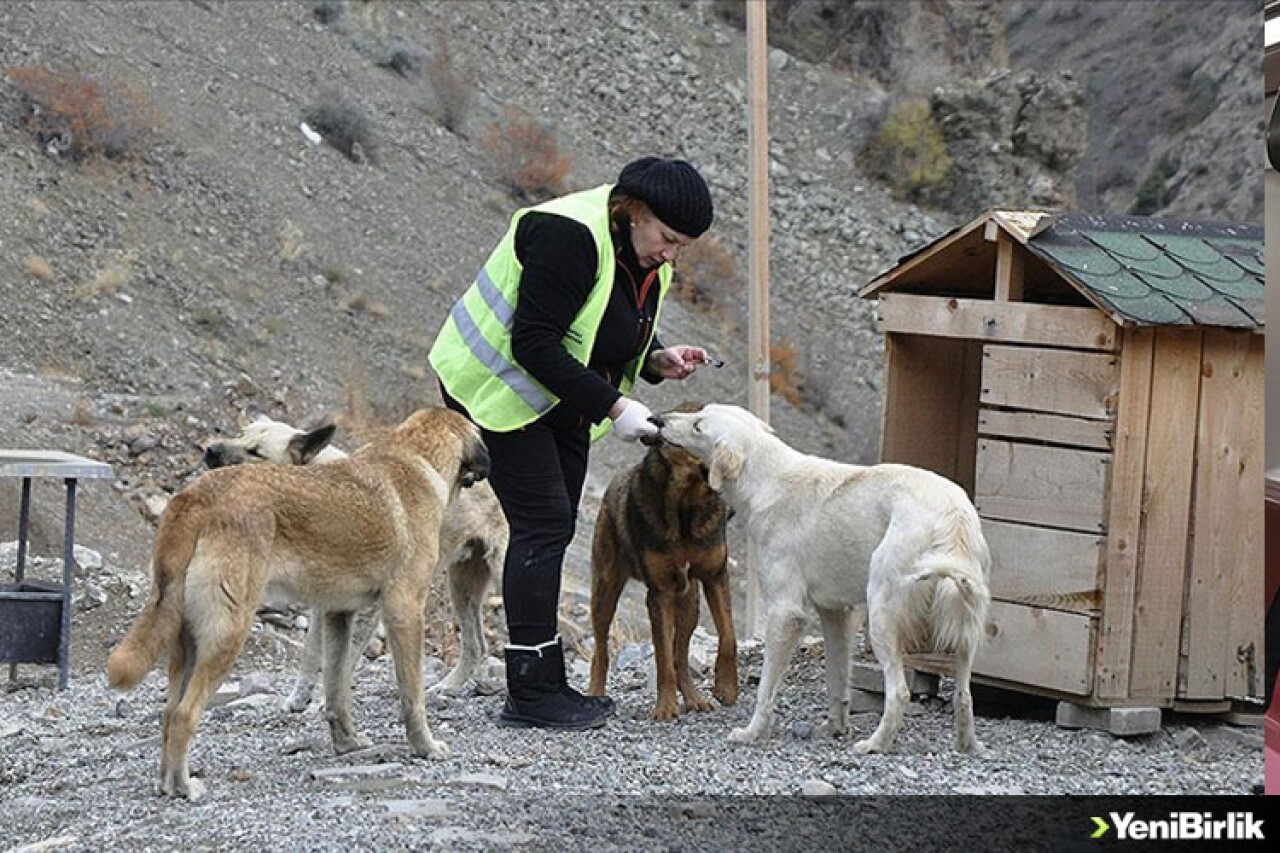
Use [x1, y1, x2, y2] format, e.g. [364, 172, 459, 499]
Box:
[908, 556, 990, 654]
[906, 507, 991, 655]
[106, 504, 198, 690]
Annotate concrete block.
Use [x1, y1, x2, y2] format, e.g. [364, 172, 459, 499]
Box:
[1054, 702, 1160, 736]
[849, 661, 939, 697]
[849, 688, 884, 714]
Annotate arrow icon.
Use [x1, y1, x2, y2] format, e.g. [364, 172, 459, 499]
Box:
[1091, 816, 1110, 838]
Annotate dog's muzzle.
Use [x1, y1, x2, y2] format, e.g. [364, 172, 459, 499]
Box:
[203, 443, 238, 469]
[640, 414, 666, 447]
[462, 441, 491, 488]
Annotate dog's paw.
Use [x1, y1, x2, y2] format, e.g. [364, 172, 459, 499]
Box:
[712, 683, 738, 707]
[651, 700, 680, 721]
[416, 738, 451, 760]
[331, 733, 372, 755]
[727, 726, 759, 744]
[958, 738, 987, 758]
[161, 774, 206, 802]
[683, 692, 713, 713]
[427, 676, 469, 698]
[852, 737, 885, 754]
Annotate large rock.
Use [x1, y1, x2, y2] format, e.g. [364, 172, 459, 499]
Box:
[928, 68, 1087, 214]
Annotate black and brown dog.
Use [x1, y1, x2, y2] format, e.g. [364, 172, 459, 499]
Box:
[588, 408, 738, 720]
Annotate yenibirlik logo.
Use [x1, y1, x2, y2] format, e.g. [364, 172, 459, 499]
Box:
[1091, 812, 1265, 841]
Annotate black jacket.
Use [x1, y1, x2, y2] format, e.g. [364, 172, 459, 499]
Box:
[510, 211, 664, 425]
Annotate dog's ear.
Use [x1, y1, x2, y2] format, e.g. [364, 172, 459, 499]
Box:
[238, 405, 265, 429]
[707, 440, 743, 491]
[288, 423, 337, 465]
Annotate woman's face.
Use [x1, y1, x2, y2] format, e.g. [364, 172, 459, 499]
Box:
[630, 208, 694, 269]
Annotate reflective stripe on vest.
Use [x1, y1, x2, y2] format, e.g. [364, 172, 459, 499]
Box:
[447, 271, 552, 413]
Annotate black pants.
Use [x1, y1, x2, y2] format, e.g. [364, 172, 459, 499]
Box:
[443, 388, 589, 647]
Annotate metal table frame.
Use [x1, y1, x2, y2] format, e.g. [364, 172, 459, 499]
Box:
[1, 451, 113, 689]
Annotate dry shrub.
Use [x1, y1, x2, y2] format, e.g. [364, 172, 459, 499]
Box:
[483, 106, 572, 201]
[337, 358, 417, 446]
[863, 98, 951, 200]
[279, 220, 306, 262]
[377, 40, 425, 78]
[428, 26, 474, 134]
[69, 396, 96, 427]
[770, 339, 806, 408]
[24, 254, 55, 282]
[303, 90, 375, 163]
[73, 261, 130, 300]
[5, 66, 155, 160]
[672, 235, 740, 316]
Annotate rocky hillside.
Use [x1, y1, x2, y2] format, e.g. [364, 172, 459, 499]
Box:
[0, 1, 1261, 670]
[739, 0, 1262, 219]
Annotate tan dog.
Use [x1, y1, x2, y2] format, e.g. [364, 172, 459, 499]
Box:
[587, 430, 737, 720]
[203, 414, 508, 709]
[655, 404, 990, 755]
[107, 407, 491, 801]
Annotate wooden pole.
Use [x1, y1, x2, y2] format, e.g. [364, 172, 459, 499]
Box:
[746, 0, 769, 638]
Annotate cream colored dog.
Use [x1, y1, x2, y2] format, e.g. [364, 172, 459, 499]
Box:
[108, 407, 491, 800]
[654, 404, 991, 755]
[203, 414, 507, 708]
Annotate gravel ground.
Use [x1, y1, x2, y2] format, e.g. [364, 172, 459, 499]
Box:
[0, 632, 1264, 852]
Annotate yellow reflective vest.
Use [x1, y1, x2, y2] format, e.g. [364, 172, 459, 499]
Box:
[429, 184, 671, 442]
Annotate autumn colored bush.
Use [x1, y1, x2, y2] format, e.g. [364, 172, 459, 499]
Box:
[483, 106, 572, 201]
[5, 66, 155, 160]
[427, 26, 474, 134]
[672, 235, 740, 315]
[863, 97, 952, 200]
[770, 339, 807, 408]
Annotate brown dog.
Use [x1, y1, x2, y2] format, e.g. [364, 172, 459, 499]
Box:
[587, 424, 738, 720]
[107, 407, 489, 801]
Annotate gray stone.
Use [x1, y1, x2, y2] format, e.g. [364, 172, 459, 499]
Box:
[380, 798, 450, 819]
[72, 545, 102, 571]
[1173, 728, 1209, 753]
[801, 779, 837, 796]
[238, 671, 274, 699]
[790, 721, 814, 740]
[310, 762, 404, 782]
[849, 688, 883, 714]
[448, 772, 508, 791]
[1054, 703, 1161, 736]
[849, 661, 939, 697]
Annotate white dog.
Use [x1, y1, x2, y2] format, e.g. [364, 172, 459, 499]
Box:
[654, 404, 990, 755]
[204, 415, 507, 709]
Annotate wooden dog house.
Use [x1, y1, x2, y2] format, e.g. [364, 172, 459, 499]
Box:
[859, 210, 1264, 716]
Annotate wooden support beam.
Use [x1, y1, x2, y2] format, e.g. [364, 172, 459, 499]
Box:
[994, 234, 1025, 302]
[745, 0, 769, 638]
[875, 293, 1118, 351]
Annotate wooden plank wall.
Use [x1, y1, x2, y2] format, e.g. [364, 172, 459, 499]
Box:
[975, 440, 1110, 532]
[980, 345, 1119, 419]
[1097, 327, 1155, 700]
[973, 602, 1094, 695]
[972, 335, 1118, 697]
[1182, 330, 1265, 700]
[1127, 328, 1202, 700]
[983, 520, 1104, 614]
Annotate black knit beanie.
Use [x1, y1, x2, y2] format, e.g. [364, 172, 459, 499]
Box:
[616, 156, 713, 238]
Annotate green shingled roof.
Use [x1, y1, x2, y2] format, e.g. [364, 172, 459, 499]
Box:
[1024, 214, 1263, 329]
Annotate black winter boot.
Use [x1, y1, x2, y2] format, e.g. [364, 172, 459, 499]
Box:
[499, 637, 614, 729]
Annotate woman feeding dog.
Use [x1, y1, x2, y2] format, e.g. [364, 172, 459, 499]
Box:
[429, 156, 717, 730]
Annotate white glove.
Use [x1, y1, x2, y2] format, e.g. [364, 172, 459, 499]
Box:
[611, 398, 659, 442]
